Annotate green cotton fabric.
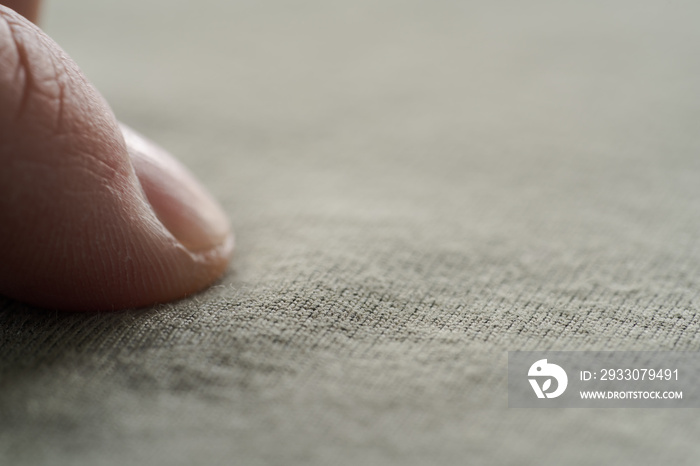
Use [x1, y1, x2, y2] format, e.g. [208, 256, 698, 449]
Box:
[2, 0, 700, 464]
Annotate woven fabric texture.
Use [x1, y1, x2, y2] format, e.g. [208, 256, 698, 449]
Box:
[1, 0, 700, 464]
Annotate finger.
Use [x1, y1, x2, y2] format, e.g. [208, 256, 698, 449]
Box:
[1, 0, 40, 23]
[0, 7, 234, 311]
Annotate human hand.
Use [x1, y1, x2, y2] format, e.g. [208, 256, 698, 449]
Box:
[0, 0, 234, 311]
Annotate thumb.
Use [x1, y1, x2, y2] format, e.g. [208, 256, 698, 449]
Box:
[0, 7, 234, 311]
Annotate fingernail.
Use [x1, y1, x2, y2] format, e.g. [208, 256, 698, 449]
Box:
[121, 125, 231, 253]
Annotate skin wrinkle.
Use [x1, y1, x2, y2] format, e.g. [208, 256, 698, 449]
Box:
[14, 36, 57, 120]
[3, 9, 125, 176]
[0, 11, 30, 121]
[2, 13, 69, 145]
[44, 50, 77, 139]
[49, 47, 66, 134]
[9, 36, 23, 96]
[4, 7, 68, 127]
[39, 24, 75, 136]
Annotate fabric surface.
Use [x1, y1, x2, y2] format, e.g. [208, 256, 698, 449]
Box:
[2, 0, 700, 464]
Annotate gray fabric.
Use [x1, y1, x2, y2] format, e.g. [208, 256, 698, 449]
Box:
[2, 0, 700, 464]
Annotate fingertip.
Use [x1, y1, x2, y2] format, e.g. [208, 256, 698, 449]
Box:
[0, 10, 234, 311]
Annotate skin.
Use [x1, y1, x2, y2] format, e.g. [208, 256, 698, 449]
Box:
[0, 0, 234, 311]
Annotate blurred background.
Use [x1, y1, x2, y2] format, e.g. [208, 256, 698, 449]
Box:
[43, 0, 700, 286]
